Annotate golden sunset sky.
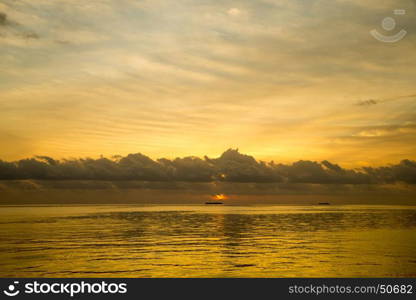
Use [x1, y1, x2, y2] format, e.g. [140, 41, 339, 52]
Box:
[0, 0, 415, 167]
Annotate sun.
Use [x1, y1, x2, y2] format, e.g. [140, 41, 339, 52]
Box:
[213, 194, 228, 201]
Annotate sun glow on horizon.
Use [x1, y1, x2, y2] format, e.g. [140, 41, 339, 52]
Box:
[212, 194, 228, 201]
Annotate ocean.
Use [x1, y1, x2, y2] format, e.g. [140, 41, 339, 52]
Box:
[0, 205, 415, 277]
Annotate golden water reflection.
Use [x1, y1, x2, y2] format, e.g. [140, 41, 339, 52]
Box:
[0, 205, 415, 277]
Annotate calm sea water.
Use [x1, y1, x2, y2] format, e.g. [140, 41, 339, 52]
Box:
[0, 205, 415, 277]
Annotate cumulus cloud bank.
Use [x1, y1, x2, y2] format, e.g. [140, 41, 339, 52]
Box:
[0, 149, 415, 184]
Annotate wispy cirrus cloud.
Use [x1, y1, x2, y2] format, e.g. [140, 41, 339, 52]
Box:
[0, 0, 415, 166]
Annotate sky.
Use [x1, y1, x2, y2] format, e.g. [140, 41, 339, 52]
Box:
[1, 0, 415, 167]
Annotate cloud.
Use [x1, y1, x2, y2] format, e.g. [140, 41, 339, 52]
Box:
[271, 159, 372, 184]
[20, 31, 39, 39]
[0, 0, 416, 166]
[227, 8, 242, 16]
[356, 99, 379, 106]
[0, 149, 415, 184]
[0, 10, 39, 40]
[363, 159, 416, 184]
[356, 94, 416, 106]
[0, 11, 7, 26]
[206, 149, 282, 182]
[158, 156, 214, 182]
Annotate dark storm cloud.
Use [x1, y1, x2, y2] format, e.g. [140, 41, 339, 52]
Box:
[0, 149, 415, 184]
